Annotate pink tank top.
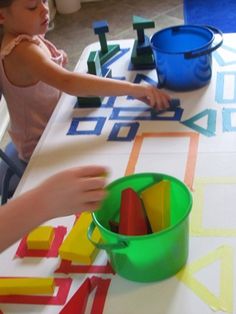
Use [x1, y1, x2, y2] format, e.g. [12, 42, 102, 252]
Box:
[0, 35, 65, 162]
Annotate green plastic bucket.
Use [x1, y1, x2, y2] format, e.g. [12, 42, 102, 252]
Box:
[88, 173, 192, 282]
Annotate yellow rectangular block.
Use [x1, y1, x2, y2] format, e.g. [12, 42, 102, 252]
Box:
[0, 277, 55, 295]
[26, 226, 54, 250]
[141, 180, 171, 232]
[59, 212, 101, 264]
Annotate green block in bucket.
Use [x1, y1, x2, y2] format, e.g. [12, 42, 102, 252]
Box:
[87, 173, 192, 282]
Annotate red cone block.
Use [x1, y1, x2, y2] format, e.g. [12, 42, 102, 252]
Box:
[119, 188, 148, 236]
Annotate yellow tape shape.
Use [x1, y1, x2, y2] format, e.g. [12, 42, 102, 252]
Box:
[191, 177, 236, 236]
[176, 245, 234, 313]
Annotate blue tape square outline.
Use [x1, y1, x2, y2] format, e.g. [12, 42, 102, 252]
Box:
[215, 71, 236, 104]
[108, 122, 140, 141]
[222, 108, 236, 132]
[67, 117, 106, 135]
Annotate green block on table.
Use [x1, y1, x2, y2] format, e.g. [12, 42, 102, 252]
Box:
[87, 51, 102, 76]
[76, 96, 102, 108]
[132, 15, 155, 30]
[136, 35, 152, 55]
[99, 33, 108, 53]
[131, 40, 154, 65]
[99, 44, 120, 65]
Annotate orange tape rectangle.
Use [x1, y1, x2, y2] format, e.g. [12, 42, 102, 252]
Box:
[125, 132, 199, 189]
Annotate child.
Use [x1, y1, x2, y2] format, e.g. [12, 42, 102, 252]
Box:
[0, 165, 108, 252]
[0, 0, 171, 162]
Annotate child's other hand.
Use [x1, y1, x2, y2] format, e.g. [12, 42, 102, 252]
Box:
[37, 166, 108, 219]
[133, 84, 171, 111]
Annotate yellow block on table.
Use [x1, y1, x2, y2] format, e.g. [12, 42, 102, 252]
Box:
[26, 226, 55, 250]
[0, 277, 55, 295]
[59, 212, 101, 264]
[141, 180, 171, 232]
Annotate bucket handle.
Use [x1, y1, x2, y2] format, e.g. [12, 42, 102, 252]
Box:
[184, 26, 223, 59]
[87, 221, 128, 251]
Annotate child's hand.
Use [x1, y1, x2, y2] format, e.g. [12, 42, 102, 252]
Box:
[37, 166, 108, 219]
[132, 84, 171, 111]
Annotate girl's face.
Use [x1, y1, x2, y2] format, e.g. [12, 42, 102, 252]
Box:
[1, 0, 49, 36]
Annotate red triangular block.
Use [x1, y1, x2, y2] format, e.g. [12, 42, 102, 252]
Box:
[119, 188, 148, 235]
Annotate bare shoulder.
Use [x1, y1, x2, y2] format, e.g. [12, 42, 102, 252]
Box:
[12, 38, 48, 63]
[3, 38, 52, 86]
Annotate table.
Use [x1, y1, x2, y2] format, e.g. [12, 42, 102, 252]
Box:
[0, 35, 236, 313]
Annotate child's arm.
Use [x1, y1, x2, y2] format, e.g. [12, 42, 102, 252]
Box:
[0, 165, 107, 253]
[15, 41, 171, 111]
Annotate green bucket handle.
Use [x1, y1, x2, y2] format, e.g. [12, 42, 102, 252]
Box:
[87, 221, 128, 251]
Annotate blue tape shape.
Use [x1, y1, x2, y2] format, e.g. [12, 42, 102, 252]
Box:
[222, 108, 236, 132]
[181, 109, 217, 137]
[108, 122, 140, 141]
[127, 74, 157, 100]
[67, 117, 106, 135]
[215, 71, 236, 104]
[102, 48, 130, 68]
[109, 107, 183, 121]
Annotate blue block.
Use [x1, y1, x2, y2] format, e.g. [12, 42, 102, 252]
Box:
[93, 20, 109, 34]
[151, 98, 181, 115]
[169, 98, 181, 109]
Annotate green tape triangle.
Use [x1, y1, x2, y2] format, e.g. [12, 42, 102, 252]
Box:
[181, 109, 216, 137]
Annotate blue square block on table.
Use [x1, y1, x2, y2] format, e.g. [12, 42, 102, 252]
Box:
[93, 20, 109, 34]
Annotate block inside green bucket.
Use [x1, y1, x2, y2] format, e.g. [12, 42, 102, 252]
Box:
[89, 173, 192, 282]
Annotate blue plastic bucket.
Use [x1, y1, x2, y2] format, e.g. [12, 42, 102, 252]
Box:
[150, 25, 223, 91]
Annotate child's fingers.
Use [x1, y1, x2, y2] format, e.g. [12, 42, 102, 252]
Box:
[155, 94, 170, 110]
[75, 165, 109, 178]
[80, 176, 107, 192]
[78, 189, 108, 211]
[81, 201, 105, 212]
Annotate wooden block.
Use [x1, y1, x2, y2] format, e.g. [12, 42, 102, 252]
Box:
[141, 180, 171, 232]
[132, 15, 155, 30]
[76, 96, 102, 108]
[87, 51, 102, 76]
[131, 40, 154, 66]
[136, 28, 145, 43]
[59, 212, 101, 264]
[0, 277, 55, 295]
[119, 188, 148, 236]
[151, 98, 181, 115]
[136, 35, 152, 55]
[98, 33, 108, 53]
[99, 44, 120, 65]
[92, 20, 109, 34]
[26, 226, 54, 250]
